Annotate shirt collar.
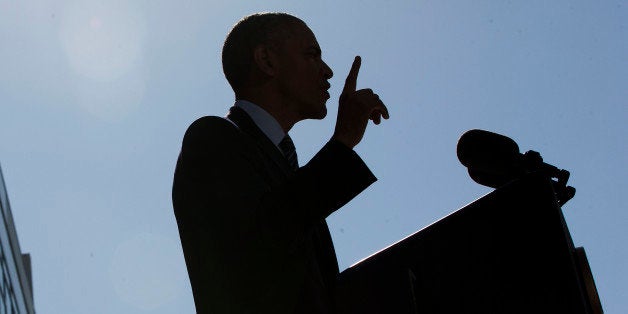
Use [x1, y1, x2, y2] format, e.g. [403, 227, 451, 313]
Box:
[234, 100, 286, 146]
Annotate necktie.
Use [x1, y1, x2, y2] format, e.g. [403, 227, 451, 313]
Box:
[279, 135, 299, 170]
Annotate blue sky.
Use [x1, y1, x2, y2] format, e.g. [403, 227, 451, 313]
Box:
[0, 0, 626, 313]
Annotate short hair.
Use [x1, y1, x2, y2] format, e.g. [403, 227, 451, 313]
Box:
[222, 13, 305, 90]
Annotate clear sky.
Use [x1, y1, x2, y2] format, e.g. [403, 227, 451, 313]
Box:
[0, 0, 626, 313]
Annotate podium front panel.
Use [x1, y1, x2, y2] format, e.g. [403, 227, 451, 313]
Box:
[336, 174, 594, 314]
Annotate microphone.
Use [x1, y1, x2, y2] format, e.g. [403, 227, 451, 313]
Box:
[456, 129, 575, 205]
[457, 130, 569, 189]
[457, 130, 523, 176]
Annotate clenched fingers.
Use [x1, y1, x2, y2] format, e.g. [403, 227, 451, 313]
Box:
[352, 89, 390, 122]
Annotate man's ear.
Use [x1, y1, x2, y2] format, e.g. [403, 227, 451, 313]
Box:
[253, 45, 276, 77]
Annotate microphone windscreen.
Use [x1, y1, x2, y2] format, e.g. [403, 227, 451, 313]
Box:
[457, 129, 521, 171]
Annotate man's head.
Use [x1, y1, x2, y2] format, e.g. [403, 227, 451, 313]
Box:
[222, 13, 333, 122]
[222, 13, 303, 90]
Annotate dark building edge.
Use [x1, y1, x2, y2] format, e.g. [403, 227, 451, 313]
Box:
[0, 164, 36, 314]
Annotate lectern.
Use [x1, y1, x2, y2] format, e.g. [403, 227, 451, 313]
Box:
[335, 174, 602, 313]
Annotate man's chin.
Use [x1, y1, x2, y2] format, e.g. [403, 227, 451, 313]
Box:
[300, 103, 327, 120]
[314, 106, 327, 120]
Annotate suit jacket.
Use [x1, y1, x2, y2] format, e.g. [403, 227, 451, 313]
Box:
[173, 106, 376, 313]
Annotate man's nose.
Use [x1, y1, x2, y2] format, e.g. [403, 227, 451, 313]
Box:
[322, 60, 333, 79]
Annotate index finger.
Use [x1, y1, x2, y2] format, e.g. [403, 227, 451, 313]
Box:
[342, 56, 361, 95]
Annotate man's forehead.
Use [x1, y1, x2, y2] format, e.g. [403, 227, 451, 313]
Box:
[286, 23, 320, 49]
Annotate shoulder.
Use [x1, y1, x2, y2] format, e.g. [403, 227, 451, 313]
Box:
[182, 116, 240, 147]
[185, 116, 238, 137]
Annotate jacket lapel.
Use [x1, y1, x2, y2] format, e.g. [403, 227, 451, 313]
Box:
[228, 106, 341, 290]
[226, 106, 293, 176]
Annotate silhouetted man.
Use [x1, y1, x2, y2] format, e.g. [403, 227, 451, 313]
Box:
[173, 13, 389, 314]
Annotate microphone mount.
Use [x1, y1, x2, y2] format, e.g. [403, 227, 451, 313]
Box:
[521, 150, 575, 205]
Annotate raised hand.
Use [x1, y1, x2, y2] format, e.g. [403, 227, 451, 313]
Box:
[332, 56, 390, 148]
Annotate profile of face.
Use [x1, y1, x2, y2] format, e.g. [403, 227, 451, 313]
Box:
[272, 23, 334, 121]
